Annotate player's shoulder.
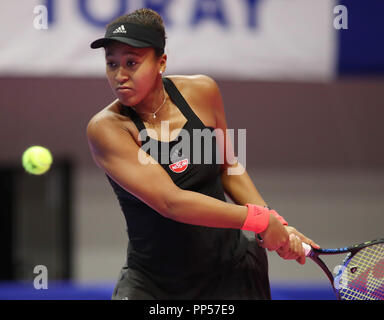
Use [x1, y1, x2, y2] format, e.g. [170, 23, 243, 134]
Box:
[86, 99, 124, 142]
[167, 74, 220, 96]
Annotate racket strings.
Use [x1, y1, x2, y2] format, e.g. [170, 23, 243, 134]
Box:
[339, 244, 384, 300]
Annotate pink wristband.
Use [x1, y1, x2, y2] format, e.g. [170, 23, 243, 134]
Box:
[242, 204, 270, 233]
[269, 210, 288, 226]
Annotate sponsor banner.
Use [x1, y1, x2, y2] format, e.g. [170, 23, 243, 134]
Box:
[0, 0, 336, 80]
[337, 0, 384, 75]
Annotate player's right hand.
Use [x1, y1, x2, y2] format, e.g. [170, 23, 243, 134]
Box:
[276, 233, 307, 264]
[258, 214, 289, 251]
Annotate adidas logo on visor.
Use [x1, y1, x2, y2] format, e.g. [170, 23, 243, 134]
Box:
[113, 25, 126, 34]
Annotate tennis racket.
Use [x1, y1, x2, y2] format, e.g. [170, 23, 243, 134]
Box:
[302, 238, 384, 300]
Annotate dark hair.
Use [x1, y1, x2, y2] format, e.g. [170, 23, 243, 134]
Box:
[107, 8, 166, 57]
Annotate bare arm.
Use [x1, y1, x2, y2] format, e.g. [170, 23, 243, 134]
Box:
[211, 81, 320, 260]
[209, 76, 321, 260]
[86, 114, 248, 229]
[221, 164, 268, 207]
[208, 76, 268, 206]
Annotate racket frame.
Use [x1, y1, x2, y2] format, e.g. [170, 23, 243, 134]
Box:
[306, 238, 384, 300]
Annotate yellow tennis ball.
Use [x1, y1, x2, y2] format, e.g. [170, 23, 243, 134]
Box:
[22, 146, 53, 175]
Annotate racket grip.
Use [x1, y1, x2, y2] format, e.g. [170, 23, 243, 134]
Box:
[302, 243, 312, 256]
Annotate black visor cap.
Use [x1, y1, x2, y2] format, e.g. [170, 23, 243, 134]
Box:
[90, 22, 165, 50]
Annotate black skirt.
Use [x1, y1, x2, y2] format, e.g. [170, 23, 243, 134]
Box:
[111, 239, 271, 300]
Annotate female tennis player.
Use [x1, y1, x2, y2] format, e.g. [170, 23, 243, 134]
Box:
[87, 8, 319, 300]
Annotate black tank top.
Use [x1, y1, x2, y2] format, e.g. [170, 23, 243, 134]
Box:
[106, 77, 249, 287]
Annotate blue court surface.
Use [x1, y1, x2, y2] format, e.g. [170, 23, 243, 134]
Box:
[0, 281, 335, 300]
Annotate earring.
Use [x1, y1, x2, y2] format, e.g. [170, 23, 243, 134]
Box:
[159, 70, 163, 75]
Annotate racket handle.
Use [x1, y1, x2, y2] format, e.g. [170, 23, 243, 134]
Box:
[302, 243, 312, 256]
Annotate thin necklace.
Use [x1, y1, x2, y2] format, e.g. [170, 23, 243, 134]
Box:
[132, 87, 167, 119]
